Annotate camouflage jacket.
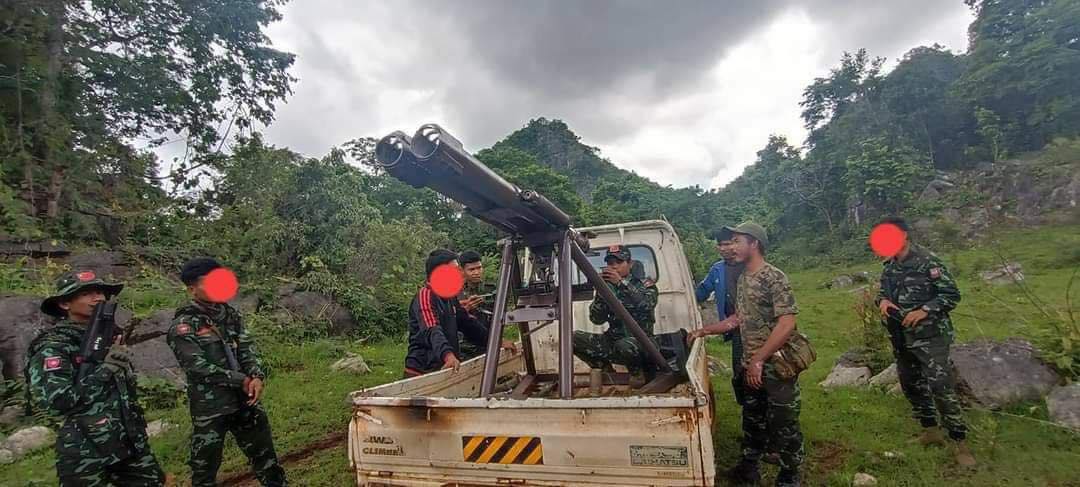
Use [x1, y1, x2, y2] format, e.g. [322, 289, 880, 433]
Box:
[589, 276, 659, 338]
[167, 302, 265, 419]
[24, 321, 151, 476]
[876, 244, 961, 338]
[736, 263, 800, 363]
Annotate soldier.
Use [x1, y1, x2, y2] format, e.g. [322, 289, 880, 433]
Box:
[572, 245, 659, 381]
[691, 227, 747, 404]
[458, 250, 495, 360]
[690, 222, 804, 487]
[25, 270, 166, 486]
[875, 217, 974, 467]
[405, 250, 513, 377]
[168, 258, 286, 487]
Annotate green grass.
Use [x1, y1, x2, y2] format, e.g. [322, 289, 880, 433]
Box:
[2, 224, 1079, 486]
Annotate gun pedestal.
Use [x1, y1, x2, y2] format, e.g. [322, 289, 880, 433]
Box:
[377, 124, 676, 399]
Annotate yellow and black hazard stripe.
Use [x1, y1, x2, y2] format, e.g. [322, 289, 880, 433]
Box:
[462, 436, 544, 465]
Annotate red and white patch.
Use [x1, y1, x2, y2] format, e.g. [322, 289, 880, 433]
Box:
[94, 417, 109, 426]
[175, 323, 192, 335]
[196, 326, 213, 337]
[76, 271, 96, 282]
[43, 356, 62, 371]
[929, 268, 942, 279]
[608, 245, 621, 252]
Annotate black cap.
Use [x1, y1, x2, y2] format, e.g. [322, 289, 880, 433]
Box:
[604, 245, 632, 263]
[181, 257, 223, 286]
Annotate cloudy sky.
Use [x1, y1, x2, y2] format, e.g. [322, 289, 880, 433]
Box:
[202, 1, 974, 189]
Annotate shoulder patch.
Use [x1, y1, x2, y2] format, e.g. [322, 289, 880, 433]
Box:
[644, 278, 656, 287]
[43, 356, 62, 371]
[929, 267, 942, 279]
[175, 323, 192, 335]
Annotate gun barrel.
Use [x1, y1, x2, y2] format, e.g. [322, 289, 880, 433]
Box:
[377, 124, 574, 237]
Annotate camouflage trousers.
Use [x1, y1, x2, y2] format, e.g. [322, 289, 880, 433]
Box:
[572, 331, 654, 375]
[741, 364, 803, 472]
[190, 406, 287, 487]
[58, 450, 165, 487]
[887, 321, 967, 439]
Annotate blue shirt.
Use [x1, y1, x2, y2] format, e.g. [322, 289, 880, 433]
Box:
[696, 261, 729, 321]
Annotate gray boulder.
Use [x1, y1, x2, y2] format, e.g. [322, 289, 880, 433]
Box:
[853, 473, 878, 486]
[67, 250, 136, 280]
[0, 295, 53, 380]
[229, 294, 262, 315]
[331, 353, 372, 374]
[819, 364, 872, 389]
[127, 310, 184, 386]
[1047, 384, 1080, 431]
[830, 275, 855, 289]
[951, 338, 1060, 409]
[979, 263, 1024, 285]
[274, 288, 356, 335]
[869, 363, 899, 387]
[0, 405, 22, 427]
[0, 426, 53, 459]
[146, 419, 176, 438]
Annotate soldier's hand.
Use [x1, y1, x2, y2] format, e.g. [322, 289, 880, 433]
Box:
[879, 299, 900, 318]
[246, 377, 264, 405]
[901, 308, 929, 328]
[687, 329, 705, 345]
[745, 360, 764, 390]
[442, 353, 461, 371]
[462, 295, 482, 312]
[104, 345, 134, 375]
[601, 268, 621, 285]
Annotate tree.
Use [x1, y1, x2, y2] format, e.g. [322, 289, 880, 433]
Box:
[843, 137, 927, 217]
[800, 49, 886, 138]
[959, 0, 1080, 152]
[0, 0, 295, 231]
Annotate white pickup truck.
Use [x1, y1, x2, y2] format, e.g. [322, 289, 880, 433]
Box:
[347, 220, 717, 486]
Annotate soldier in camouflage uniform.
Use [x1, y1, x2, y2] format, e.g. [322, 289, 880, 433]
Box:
[572, 245, 659, 378]
[874, 217, 974, 467]
[690, 223, 804, 487]
[168, 258, 287, 486]
[25, 270, 166, 486]
[458, 250, 496, 360]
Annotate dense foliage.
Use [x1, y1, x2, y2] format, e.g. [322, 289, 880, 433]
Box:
[2, 0, 1079, 336]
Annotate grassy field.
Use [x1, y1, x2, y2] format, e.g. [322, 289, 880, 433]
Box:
[2, 224, 1079, 486]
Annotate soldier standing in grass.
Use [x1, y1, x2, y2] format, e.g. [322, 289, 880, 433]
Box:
[875, 217, 975, 467]
[168, 258, 286, 486]
[690, 222, 807, 487]
[25, 270, 166, 486]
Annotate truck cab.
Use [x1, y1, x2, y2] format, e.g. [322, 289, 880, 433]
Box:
[347, 220, 716, 486]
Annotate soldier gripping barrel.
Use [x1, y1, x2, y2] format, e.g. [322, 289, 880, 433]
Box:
[24, 270, 166, 486]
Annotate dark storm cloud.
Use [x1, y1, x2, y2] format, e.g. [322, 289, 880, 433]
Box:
[252, 0, 972, 187]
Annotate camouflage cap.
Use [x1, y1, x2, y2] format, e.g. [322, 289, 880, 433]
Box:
[40, 270, 123, 317]
[604, 244, 632, 262]
[730, 221, 769, 248]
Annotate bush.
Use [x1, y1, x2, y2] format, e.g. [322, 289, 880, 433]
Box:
[851, 283, 894, 373]
[136, 377, 184, 411]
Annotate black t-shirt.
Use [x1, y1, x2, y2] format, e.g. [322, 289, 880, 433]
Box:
[724, 261, 746, 317]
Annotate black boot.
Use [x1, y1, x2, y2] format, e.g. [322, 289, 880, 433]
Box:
[725, 459, 761, 485]
[776, 468, 801, 487]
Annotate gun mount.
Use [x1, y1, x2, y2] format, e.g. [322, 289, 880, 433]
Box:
[376, 124, 673, 398]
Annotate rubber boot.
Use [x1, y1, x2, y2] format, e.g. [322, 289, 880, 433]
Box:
[725, 459, 761, 485]
[913, 426, 947, 447]
[952, 441, 977, 468]
[776, 468, 801, 487]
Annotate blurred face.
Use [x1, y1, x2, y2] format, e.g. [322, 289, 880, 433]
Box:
[60, 289, 106, 323]
[462, 261, 483, 284]
[718, 239, 737, 261]
[189, 276, 212, 302]
[731, 234, 757, 263]
[605, 258, 631, 278]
